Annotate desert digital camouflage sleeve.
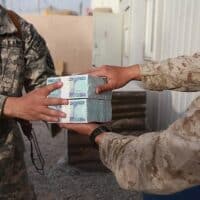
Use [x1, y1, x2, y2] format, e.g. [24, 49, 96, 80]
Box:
[140, 52, 200, 91]
[99, 97, 200, 195]
[99, 52, 200, 195]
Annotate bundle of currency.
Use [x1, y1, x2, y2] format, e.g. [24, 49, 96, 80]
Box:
[49, 99, 112, 123]
[47, 74, 112, 123]
[47, 75, 112, 100]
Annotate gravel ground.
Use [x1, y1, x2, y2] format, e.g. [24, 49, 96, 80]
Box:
[24, 122, 142, 200]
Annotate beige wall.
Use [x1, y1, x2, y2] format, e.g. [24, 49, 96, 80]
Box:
[22, 15, 93, 75]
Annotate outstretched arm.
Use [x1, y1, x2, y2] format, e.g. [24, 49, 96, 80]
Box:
[60, 97, 200, 194]
[89, 52, 200, 92]
[140, 52, 200, 91]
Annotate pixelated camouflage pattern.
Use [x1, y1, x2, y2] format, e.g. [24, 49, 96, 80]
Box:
[0, 5, 55, 200]
[140, 52, 200, 92]
[99, 53, 200, 195]
[0, 120, 36, 200]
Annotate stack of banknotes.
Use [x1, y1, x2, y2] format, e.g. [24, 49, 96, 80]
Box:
[47, 75, 112, 123]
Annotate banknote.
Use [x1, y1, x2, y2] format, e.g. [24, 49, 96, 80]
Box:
[47, 75, 112, 100]
[47, 77, 62, 111]
[49, 99, 112, 123]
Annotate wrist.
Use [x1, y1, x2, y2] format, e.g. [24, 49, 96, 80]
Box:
[3, 97, 20, 118]
[86, 124, 100, 136]
[89, 126, 111, 149]
[95, 132, 106, 145]
[126, 64, 141, 81]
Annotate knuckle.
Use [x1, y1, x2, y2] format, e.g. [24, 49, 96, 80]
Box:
[55, 98, 65, 105]
[42, 115, 51, 121]
[102, 65, 107, 70]
[102, 64, 108, 67]
[38, 114, 44, 121]
[59, 99, 65, 104]
[44, 116, 51, 121]
[47, 83, 55, 90]
[49, 98, 56, 105]
[103, 66, 109, 72]
[50, 110, 59, 116]
[44, 99, 51, 106]
[46, 86, 52, 93]
[48, 98, 63, 106]
[49, 117, 58, 122]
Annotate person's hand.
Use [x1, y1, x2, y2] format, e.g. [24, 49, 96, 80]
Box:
[59, 123, 107, 145]
[89, 65, 141, 93]
[3, 82, 67, 122]
[59, 123, 99, 136]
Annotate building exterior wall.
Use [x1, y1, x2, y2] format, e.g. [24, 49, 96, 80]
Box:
[23, 15, 93, 75]
[91, 0, 119, 13]
[119, 0, 200, 131]
[4, 0, 91, 14]
[144, 0, 200, 130]
[93, 12, 123, 67]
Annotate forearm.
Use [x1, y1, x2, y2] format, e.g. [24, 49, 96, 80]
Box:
[124, 64, 142, 81]
[0, 96, 21, 119]
[98, 97, 200, 194]
[140, 52, 200, 91]
[3, 97, 21, 118]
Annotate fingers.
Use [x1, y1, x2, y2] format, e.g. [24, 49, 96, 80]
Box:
[44, 98, 68, 106]
[41, 107, 66, 118]
[39, 114, 60, 122]
[96, 83, 113, 94]
[39, 107, 66, 122]
[40, 82, 63, 96]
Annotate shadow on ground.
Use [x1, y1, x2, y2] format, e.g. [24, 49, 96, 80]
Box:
[24, 122, 142, 200]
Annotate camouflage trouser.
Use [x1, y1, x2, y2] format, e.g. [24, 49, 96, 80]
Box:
[0, 121, 36, 200]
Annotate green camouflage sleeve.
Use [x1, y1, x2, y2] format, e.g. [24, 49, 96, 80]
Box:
[140, 52, 200, 91]
[20, 18, 56, 91]
[99, 97, 200, 194]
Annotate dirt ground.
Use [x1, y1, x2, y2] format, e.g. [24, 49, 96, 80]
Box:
[24, 122, 142, 200]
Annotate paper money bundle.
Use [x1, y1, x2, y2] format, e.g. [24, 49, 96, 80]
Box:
[50, 99, 112, 123]
[47, 75, 111, 100]
[47, 75, 112, 123]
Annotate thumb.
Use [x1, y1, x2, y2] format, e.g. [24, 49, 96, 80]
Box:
[96, 83, 113, 94]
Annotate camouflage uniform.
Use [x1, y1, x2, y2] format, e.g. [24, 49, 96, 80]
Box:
[99, 52, 200, 195]
[0, 6, 55, 200]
